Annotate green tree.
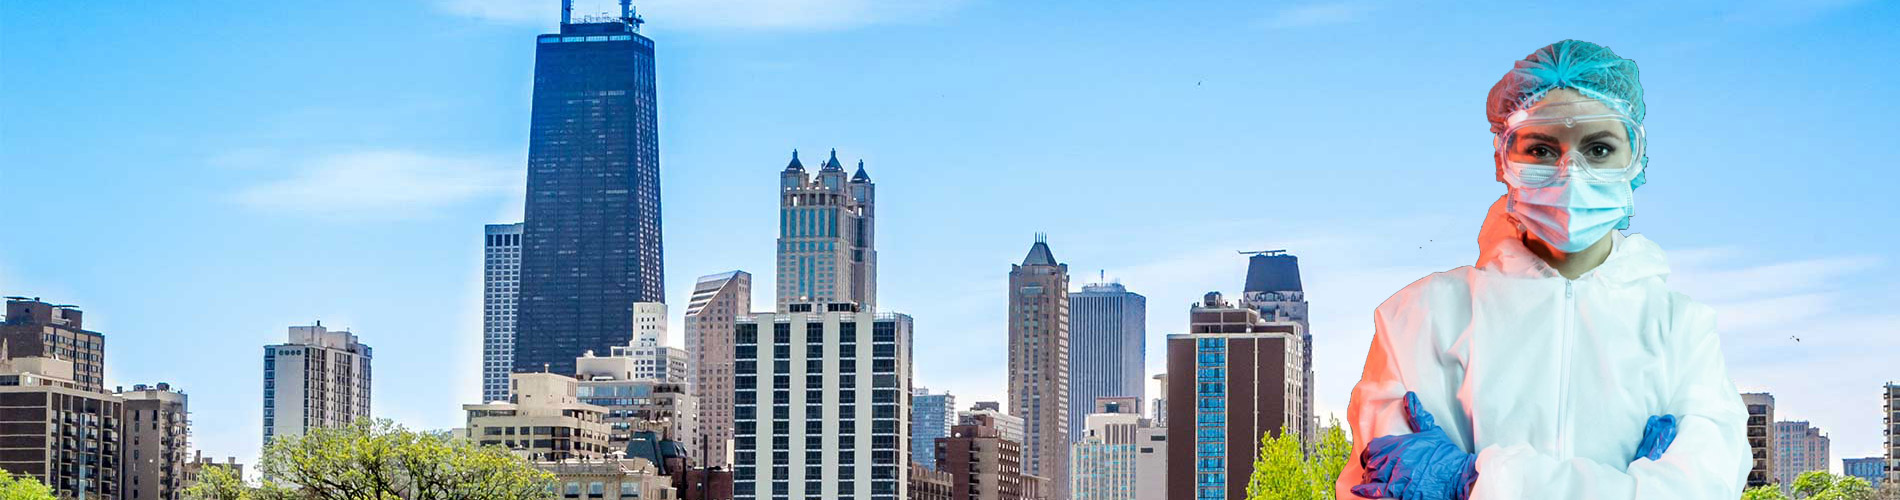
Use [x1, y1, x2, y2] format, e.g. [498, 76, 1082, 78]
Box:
[1247, 418, 1352, 500]
[1789, 471, 1878, 500]
[0, 469, 55, 500]
[188, 418, 554, 500]
[1744, 484, 1792, 500]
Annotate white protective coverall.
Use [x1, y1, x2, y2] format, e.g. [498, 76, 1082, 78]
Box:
[1334, 196, 1751, 499]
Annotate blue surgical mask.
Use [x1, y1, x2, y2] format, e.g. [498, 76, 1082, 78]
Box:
[1504, 155, 1634, 253]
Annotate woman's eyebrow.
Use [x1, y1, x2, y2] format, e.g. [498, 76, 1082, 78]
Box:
[1582, 130, 1623, 142]
[1520, 132, 1560, 144]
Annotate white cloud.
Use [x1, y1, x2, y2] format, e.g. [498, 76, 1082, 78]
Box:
[434, 0, 967, 31]
[229, 150, 522, 220]
[1262, 1, 1377, 29]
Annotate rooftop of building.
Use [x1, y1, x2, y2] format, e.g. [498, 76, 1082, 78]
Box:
[1243, 251, 1303, 293]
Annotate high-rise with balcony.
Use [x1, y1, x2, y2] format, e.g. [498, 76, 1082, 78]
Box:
[1885, 382, 1899, 485]
[1008, 236, 1070, 498]
[1773, 420, 1828, 491]
[1068, 281, 1145, 445]
[483, 222, 524, 402]
[118, 383, 189, 500]
[776, 149, 876, 313]
[685, 271, 751, 467]
[1236, 251, 1312, 443]
[0, 350, 126, 499]
[1166, 292, 1303, 500]
[516, 1, 665, 379]
[263, 323, 372, 445]
[1741, 392, 1776, 488]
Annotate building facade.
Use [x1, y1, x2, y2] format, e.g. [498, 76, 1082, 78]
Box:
[775, 150, 877, 313]
[536, 457, 676, 500]
[1070, 401, 1145, 500]
[464, 372, 613, 461]
[119, 383, 190, 500]
[1886, 382, 1899, 485]
[1843, 456, 1884, 487]
[1134, 427, 1167, 500]
[516, 8, 666, 379]
[2, 298, 107, 392]
[732, 308, 912, 500]
[1067, 282, 1146, 446]
[937, 414, 1044, 500]
[262, 323, 371, 445]
[911, 388, 956, 471]
[483, 222, 524, 402]
[685, 271, 751, 467]
[960, 402, 1026, 448]
[1742, 392, 1776, 488]
[1166, 292, 1304, 500]
[1773, 420, 1829, 491]
[0, 353, 125, 499]
[181, 451, 243, 489]
[1236, 251, 1314, 443]
[1008, 237, 1070, 498]
[908, 463, 953, 500]
[575, 363, 699, 454]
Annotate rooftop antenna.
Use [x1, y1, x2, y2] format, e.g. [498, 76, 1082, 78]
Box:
[621, 0, 645, 29]
[1238, 249, 1287, 256]
[561, 0, 572, 25]
[1035, 232, 1047, 244]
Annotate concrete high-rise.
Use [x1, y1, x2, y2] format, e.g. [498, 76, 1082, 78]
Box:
[732, 306, 912, 500]
[685, 271, 751, 467]
[576, 350, 698, 451]
[1068, 281, 1145, 445]
[1134, 426, 1166, 500]
[937, 413, 1049, 500]
[118, 383, 190, 500]
[0, 351, 126, 499]
[516, 3, 665, 379]
[775, 150, 876, 312]
[263, 323, 372, 445]
[1008, 236, 1070, 498]
[1773, 420, 1829, 491]
[1237, 251, 1313, 443]
[912, 388, 957, 471]
[463, 372, 613, 461]
[1070, 399, 1146, 500]
[1886, 382, 1899, 485]
[1166, 292, 1304, 500]
[483, 222, 524, 402]
[1741, 392, 1776, 488]
[960, 402, 1026, 447]
[1, 297, 107, 392]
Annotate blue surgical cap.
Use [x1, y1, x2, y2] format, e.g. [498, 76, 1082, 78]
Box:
[1486, 40, 1645, 135]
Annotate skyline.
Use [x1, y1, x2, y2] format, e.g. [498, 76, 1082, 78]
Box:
[3, 0, 1897, 476]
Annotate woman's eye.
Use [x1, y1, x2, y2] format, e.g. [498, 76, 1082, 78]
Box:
[1525, 145, 1556, 158]
[1586, 144, 1615, 158]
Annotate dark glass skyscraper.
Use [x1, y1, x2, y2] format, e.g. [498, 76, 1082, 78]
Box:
[515, 7, 663, 378]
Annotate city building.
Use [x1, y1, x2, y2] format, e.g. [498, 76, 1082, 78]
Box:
[685, 270, 751, 467]
[0, 352, 125, 498]
[625, 429, 692, 477]
[1067, 281, 1146, 445]
[573, 303, 688, 384]
[2, 297, 107, 392]
[1166, 292, 1304, 500]
[960, 402, 1026, 447]
[463, 372, 613, 461]
[483, 222, 524, 402]
[912, 388, 957, 471]
[536, 457, 676, 500]
[937, 414, 1044, 500]
[515, 1, 666, 379]
[1886, 382, 1899, 485]
[1070, 399, 1146, 500]
[1742, 392, 1776, 488]
[1236, 251, 1314, 443]
[674, 465, 735, 500]
[1843, 456, 1884, 487]
[1773, 420, 1829, 491]
[908, 463, 953, 500]
[732, 307, 913, 500]
[181, 451, 243, 488]
[575, 356, 699, 454]
[1008, 236, 1070, 498]
[262, 322, 371, 445]
[118, 383, 190, 500]
[1149, 374, 1168, 427]
[1134, 426, 1166, 500]
[775, 149, 877, 313]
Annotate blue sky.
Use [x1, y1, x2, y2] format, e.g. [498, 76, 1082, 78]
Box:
[2, 0, 1896, 472]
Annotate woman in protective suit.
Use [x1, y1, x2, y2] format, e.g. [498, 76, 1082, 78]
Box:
[1334, 40, 1752, 499]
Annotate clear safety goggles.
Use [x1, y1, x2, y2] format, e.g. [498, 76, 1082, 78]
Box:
[1494, 99, 1646, 188]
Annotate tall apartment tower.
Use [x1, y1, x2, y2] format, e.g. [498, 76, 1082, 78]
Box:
[911, 388, 957, 471]
[263, 323, 372, 445]
[516, 2, 665, 378]
[1008, 236, 1070, 497]
[732, 307, 912, 500]
[685, 271, 751, 467]
[1773, 420, 1829, 490]
[1067, 281, 1145, 444]
[1885, 382, 1899, 485]
[1236, 251, 1312, 443]
[937, 414, 1048, 500]
[776, 150, 876, 313]
[0, 353, 126, 499]
[1070, 398, 1146, 500]
[1741, 392, 1776, 488]
[483, 223, 524, 402]
[1166, 292, 1304, 500]
[1, 297, 107, 392]
[118, 383, 190, 500]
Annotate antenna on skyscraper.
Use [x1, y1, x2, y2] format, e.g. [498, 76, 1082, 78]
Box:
[561, 0, 572, 25]
[621, 0, 645, 29]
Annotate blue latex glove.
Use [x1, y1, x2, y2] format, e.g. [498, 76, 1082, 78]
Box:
[1632, 414, 1678, 462]
[1352, 392, 1479, 500]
